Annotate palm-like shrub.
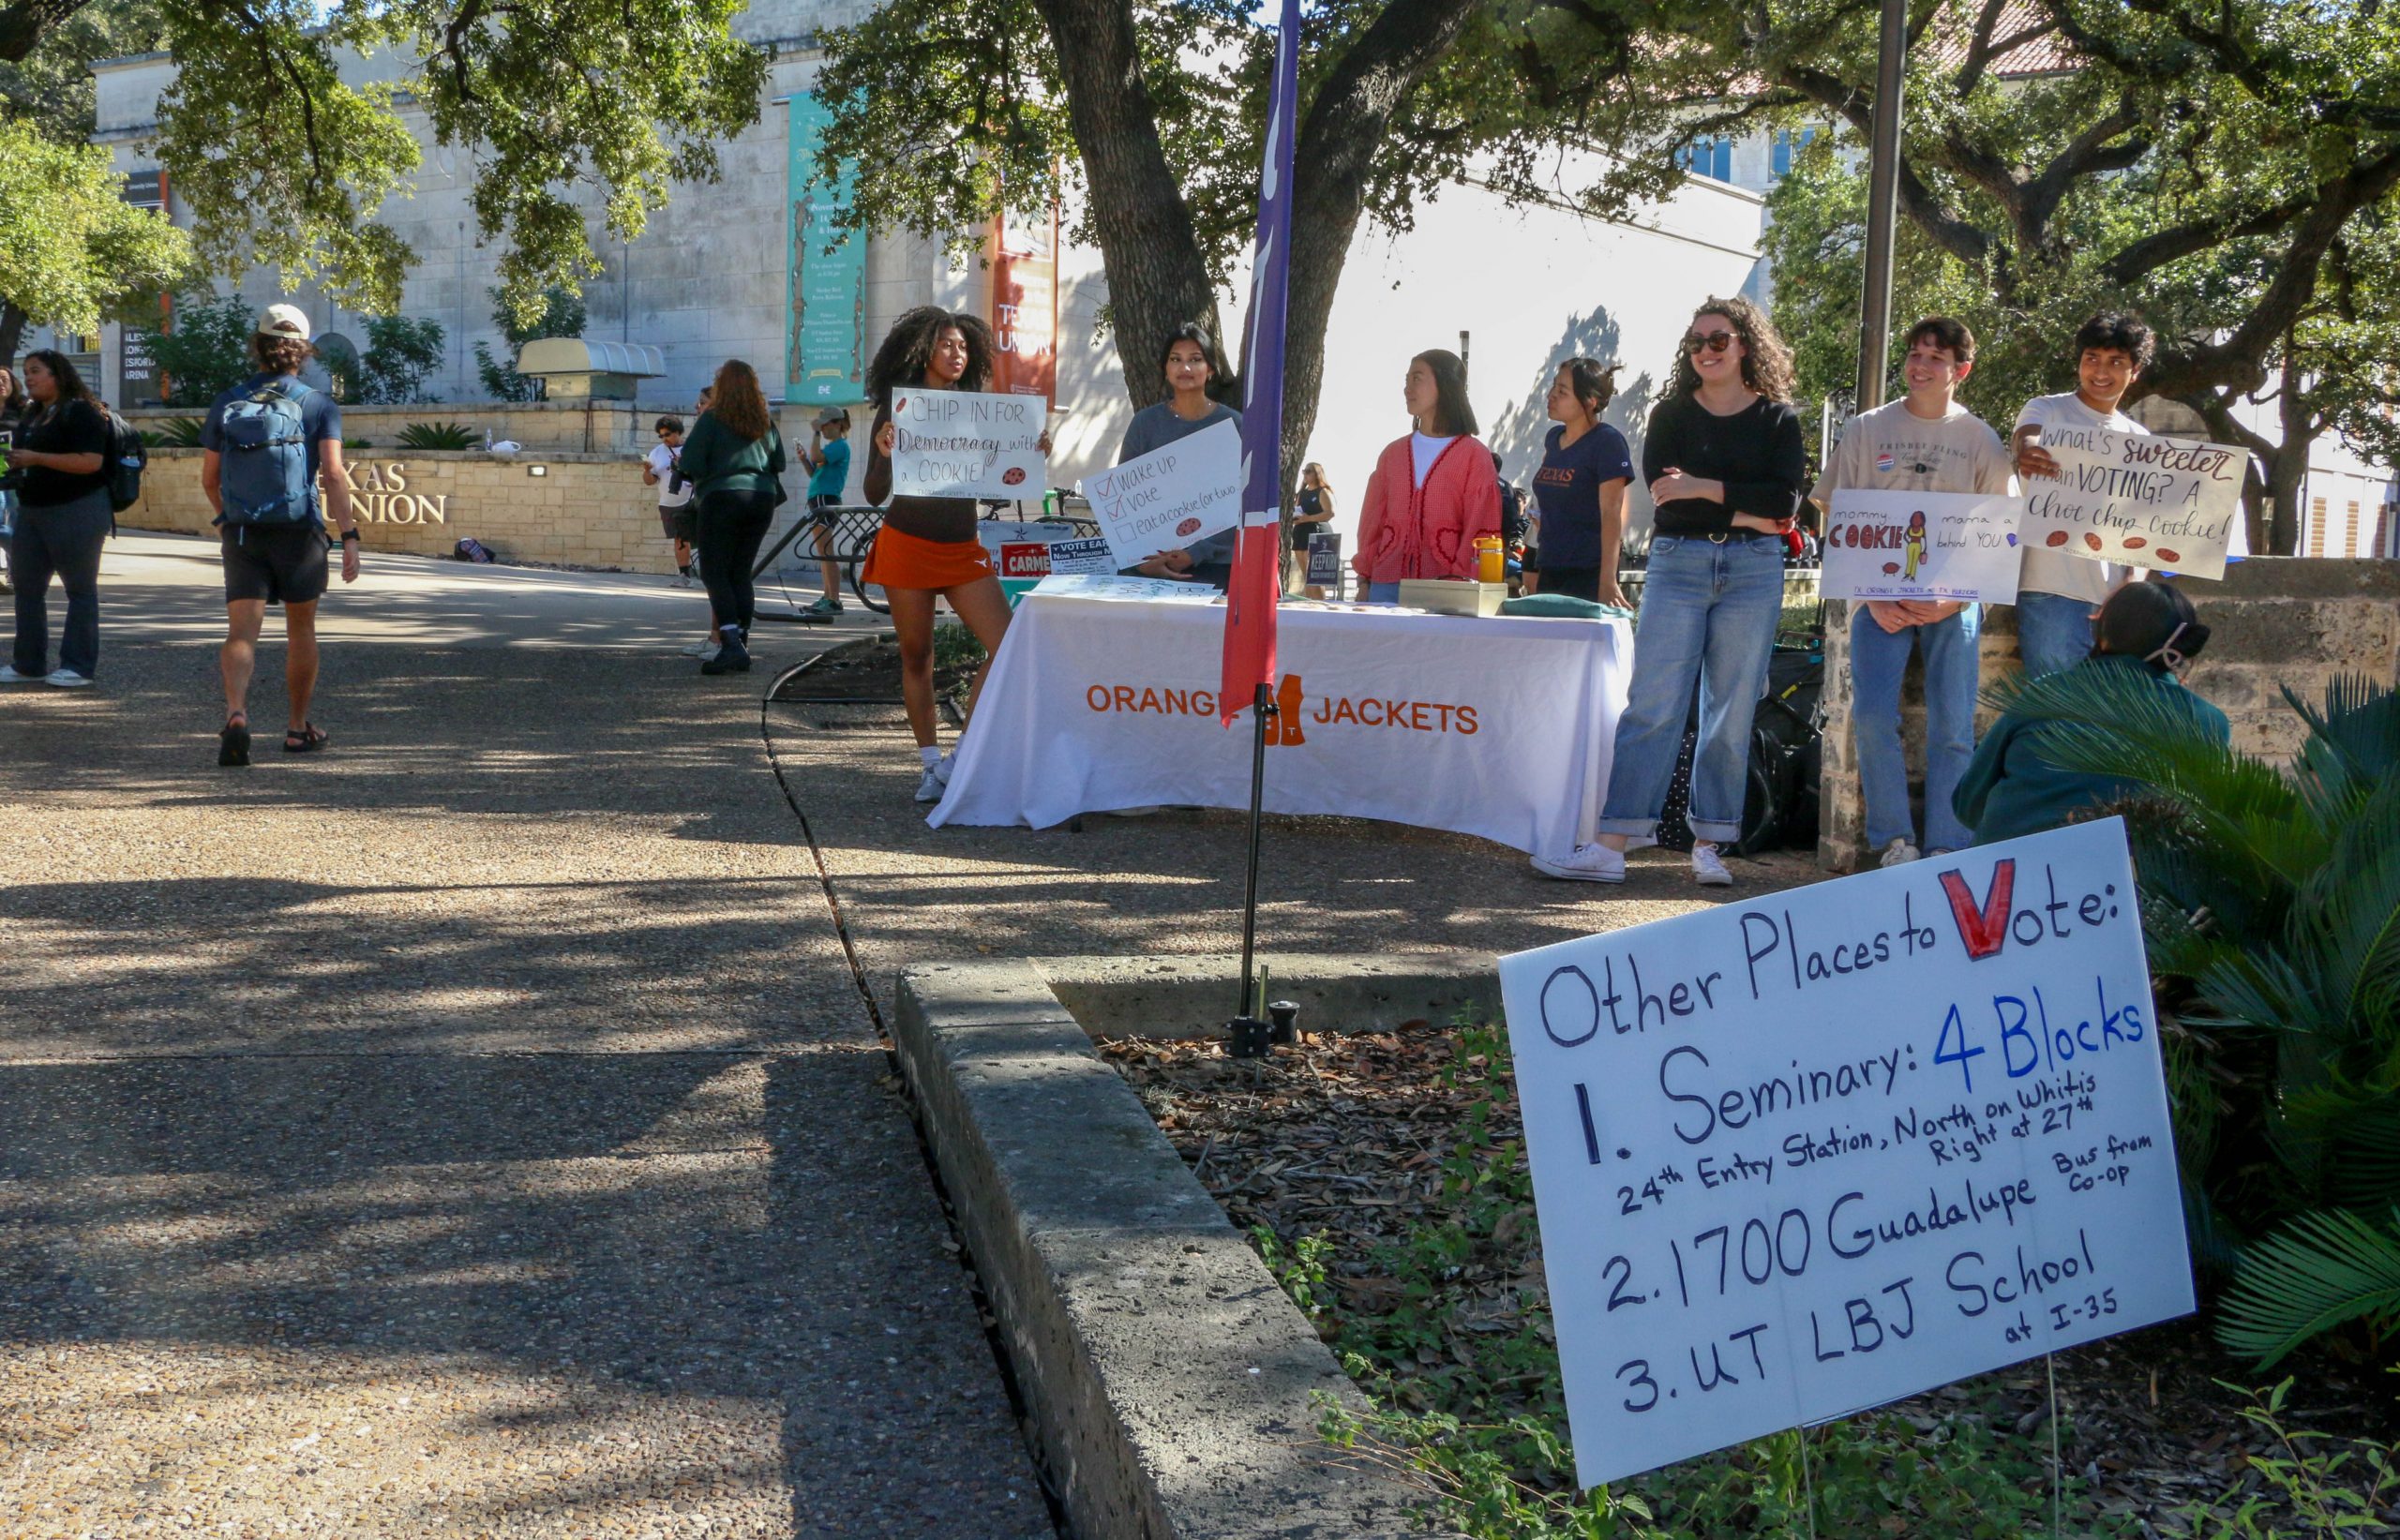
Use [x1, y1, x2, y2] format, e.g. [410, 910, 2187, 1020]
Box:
[1985, 665, 2400, 1367]
[395, 421, 480, 451]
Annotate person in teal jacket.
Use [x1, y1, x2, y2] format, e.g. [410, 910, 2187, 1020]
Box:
[1955, 580, 2228, 846]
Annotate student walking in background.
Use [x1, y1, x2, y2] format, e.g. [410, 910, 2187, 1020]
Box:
[642, 414, 698, 587]
[1534, 297, 1808, 888]
[1118, 325, 1241, 588]
[2009, 314, 2152, 675]
[1810, 317, 2017, 868]
[1352, 348, 1500, 602]
[1525, 357, 1633, 606]
[797, 406, 852, 617]
[2, 351, 114, 688]
[1291, 461, 1335, 596]
[200, 307, 362, 761]
[678, 360, 787, 677]
[864, 307, 1052, 802]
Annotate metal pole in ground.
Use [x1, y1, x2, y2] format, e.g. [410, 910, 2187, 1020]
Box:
[1236, 680, 1275, 1017]
[1854, 0, 1908, 413]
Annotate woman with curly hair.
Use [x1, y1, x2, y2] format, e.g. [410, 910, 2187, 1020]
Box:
[1533, 295, 1808, 889]
[862, 306, 1050, 802]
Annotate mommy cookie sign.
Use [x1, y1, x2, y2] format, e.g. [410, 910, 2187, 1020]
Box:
[2023, 426, 2244, 579]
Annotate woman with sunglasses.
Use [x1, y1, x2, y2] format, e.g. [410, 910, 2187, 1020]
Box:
[1534, 296, 1807, 888]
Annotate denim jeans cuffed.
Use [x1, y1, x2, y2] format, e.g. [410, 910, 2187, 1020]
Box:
[2014, 589, 2096, 678]
[1851, 603, 1980, 853]
[1599, 534, 1787, 844]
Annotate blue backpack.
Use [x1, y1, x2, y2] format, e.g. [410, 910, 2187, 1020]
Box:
[218, 380, 316, 525]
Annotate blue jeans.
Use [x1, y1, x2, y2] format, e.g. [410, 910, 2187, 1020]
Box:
[2015, 590, 2095, 678]
[1601, 535, 1786, 844]
[9, 489, 111, 679]
[1851, 604, 1979, 853]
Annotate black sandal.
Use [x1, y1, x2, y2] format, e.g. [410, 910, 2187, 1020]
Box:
[282, 724, 329, 754]
[218, 715, 250, 767]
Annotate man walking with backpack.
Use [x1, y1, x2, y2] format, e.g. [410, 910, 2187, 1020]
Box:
[200, 305, 361, 766]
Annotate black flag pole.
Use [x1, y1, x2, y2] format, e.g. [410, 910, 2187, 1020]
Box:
[1237, 680, 1276, 1018]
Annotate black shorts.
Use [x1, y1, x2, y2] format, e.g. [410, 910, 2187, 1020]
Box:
[804, 494, 840, 527]
[670, 505, 700, 545]
[222, 523, 330, 606]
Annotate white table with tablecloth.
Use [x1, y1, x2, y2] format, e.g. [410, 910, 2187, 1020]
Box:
[927, 591, 1632, 856]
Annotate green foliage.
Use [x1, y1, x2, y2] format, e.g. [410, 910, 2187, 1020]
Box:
[1983, 664, 2400, 1365]
[473, 284, 584, 402]
[931, 620, 989, 676]
[135, 292, 253, 408]
[0, 115, 189, 338]
[395, 420, 478, 451]
[5, 0, 766, 321]
[0, 0, 161, 139]
[2175, 1378, 2400, 1537]
[353, 314, 444, 404]
[142, 415, 202, 448]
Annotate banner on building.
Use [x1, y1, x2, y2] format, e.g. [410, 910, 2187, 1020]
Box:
[992, 200, 1060, 404]
[786, 95, 868, 405]
[118, 170, 169, 406]
[1497, 818, 2194, 1488]
[2023, 428, 2244, 581]
[1822, 490, 2021, 603]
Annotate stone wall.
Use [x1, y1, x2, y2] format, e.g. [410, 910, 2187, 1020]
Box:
[123, 446, 703, 576]
[1818, 559, 2400, 870]
[128, 401, 667, 459]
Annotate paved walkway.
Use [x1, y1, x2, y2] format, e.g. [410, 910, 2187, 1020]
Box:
[0, 535, 1049, 1538]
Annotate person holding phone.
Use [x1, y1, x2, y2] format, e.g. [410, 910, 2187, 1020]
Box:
[797, 406, 853, 616]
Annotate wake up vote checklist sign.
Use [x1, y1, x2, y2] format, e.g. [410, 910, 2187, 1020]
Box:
[1497, 820, 2194, 1488]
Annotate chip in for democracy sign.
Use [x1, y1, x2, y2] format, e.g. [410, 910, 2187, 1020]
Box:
[1497, 819, 2194, 1488]
[2023, 426, 2243, 580]
[891, 388, 1048, 500]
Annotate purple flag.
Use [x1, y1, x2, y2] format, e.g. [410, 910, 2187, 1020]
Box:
[1217, 0, 1300, 725]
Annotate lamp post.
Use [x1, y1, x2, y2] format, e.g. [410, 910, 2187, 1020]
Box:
[1853, 0, 1908, 413]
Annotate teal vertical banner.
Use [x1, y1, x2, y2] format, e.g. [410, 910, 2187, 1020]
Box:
[787, 93, 867, 404]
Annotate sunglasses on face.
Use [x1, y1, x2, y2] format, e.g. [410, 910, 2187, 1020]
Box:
[1684, 331, 1737, 355]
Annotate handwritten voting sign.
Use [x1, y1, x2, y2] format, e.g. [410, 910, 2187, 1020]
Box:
[1497, 819, 2193, 1488]
[1085, 417, 1242, 570]
[891, 388, 1047, 500]
[2024, 427, 2243, 580]
[1822, 491, 2021, 604]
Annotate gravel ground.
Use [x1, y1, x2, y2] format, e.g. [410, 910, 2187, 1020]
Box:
[0, 543, 1052, 1538]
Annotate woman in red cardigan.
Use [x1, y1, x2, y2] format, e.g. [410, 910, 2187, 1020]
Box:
[1352, 349, 1500, 601]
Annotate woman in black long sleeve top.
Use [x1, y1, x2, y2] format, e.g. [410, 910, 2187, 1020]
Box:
[1531, 297, 1808, 889]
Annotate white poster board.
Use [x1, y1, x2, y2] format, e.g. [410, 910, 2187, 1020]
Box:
[1027, 573, 1221, 603]
[1497, 819, 2194, 1488]
[1083, 417, 1242, 570]
[2024, 428, 2243, 580]
[1822, 490, 2022, 603]
[891, 388, 1048, 500]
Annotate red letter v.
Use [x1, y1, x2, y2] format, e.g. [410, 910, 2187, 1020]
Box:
[1938, 860, 2017, 961]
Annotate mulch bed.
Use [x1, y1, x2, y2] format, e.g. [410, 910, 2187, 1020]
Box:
[770, 635, 979, 706]
[1098, 1026, 2396, 1535]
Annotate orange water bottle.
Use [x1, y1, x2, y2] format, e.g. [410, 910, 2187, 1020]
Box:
[1476, 535, 1504, 584]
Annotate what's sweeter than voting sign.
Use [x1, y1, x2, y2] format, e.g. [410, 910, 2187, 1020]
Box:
[1497, 819, 2193, 1488]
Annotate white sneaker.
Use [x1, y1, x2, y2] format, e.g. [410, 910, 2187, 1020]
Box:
[914, 766, 946, 803]
[1532, 844, 1627, 884]
[1881, 838, 1922, 868]
[0, 665, 40, 683]
[1691, 843, 1733, 887]
[932, 750, 956, 786]
[43, 669, 92, 690]
[681, 640, 719, 658]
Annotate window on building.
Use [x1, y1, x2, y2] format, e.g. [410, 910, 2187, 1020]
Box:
[2308, 496, 2328, 556]
[1679, 137, 1733, 182]
[2347, 500, 2362, 558]
[1771, 127, 1820, 180]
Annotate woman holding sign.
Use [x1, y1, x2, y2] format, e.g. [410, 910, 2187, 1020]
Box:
[1352, 349, 1499, 603]
[1533, 297, 1807, 889]
[864, 307, 1052, 803]
[1118, 325, 1241, 588]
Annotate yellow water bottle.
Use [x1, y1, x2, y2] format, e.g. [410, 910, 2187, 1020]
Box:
[1476, 535, 1504, 585]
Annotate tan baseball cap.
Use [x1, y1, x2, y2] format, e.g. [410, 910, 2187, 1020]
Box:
[256, 303, 312, 342]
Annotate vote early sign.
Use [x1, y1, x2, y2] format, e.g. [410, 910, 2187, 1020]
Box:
[1496, 819, 2193, 1488]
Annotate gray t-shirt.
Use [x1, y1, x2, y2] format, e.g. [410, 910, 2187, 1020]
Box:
[1118, 401, 1243, 571]
[1811, 398, 2015, 504]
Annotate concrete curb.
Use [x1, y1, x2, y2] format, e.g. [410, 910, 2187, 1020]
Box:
[893, 959, 1432, 1539]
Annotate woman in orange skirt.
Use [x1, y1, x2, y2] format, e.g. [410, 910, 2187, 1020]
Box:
[862, 307, 1051, 802]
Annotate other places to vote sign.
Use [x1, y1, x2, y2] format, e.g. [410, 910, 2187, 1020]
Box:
[891, 388, 1048, 500]
[1084, 416, 1243, 571]
[2025, 427, 2244, 580]
[1822, 490, 2021, 604]
[1495, 818, 2193, 1488]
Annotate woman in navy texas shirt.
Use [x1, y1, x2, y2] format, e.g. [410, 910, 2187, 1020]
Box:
[1527, 357, 1634, 606]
